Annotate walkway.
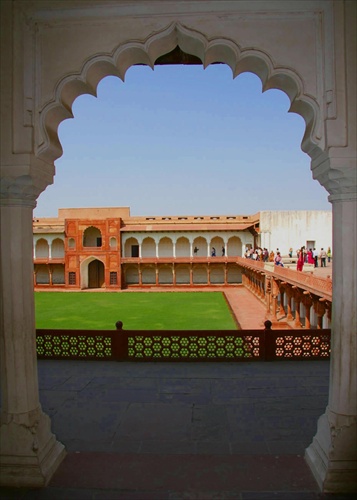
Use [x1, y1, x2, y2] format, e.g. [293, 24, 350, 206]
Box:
[1, 359, 354, 499]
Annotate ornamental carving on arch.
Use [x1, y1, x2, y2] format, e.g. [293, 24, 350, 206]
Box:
[37, 22, 321, 166]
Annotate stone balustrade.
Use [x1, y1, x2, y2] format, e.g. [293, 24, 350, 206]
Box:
[236, 257, 332, 329]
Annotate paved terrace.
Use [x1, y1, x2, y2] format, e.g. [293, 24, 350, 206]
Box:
[1, 359, 354, 499]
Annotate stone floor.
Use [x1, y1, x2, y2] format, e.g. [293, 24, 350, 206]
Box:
[1, 359, 355, 499]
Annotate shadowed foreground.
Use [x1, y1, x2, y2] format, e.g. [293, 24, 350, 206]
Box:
[1, 360, 354, 499]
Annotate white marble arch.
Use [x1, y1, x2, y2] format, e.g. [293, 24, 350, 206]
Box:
[51, 264, 65, 285]
[0, 1, 356, 491]
[51, 238, 65, 259]
[124, 237, 139, 257]
[227, 236, 242, 257]
[176, 236, 190, 257]
[192, 264, 208, 284]
[158, 237, 173, 258]
[210, 265, 225, 284]
[158, 265, 173, 284]
[35, 238, 49, 259]
[142, 265, 156, 284]
[35, 264, 49, 284]
[141, 237, 156, 258]
[175, 264, 190, 284]
[124, 265, 139, 285]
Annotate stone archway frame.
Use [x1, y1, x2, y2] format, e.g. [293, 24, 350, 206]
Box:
[38, 22, 321, 168]
[80, 255, 105, 289]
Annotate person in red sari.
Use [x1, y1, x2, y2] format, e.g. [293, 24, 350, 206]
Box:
[307, 248, 314, 264]
[297, 246, 305, 271]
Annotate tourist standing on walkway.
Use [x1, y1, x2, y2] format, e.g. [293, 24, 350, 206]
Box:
[269, 250, 275, 262]
[320, 248, 327, 267]
[289, 247, 293, 258]
[313, 248, 318, 267]
[211, 247, 216, 257]
[297, 247, 305, 271]
[222, 246, 225, 256]
[307, 248, 315, 264]
[262, 248, 268, 262]
[327, 247, 332, 263]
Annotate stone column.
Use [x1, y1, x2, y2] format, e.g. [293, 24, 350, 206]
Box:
[313, 300, 325, 330]
[293, 288, 302, 328]
[302, 292, 312, 329]
[285, 286, 294, 321]
[0, 171, 66, 486]
[172, 264, 176, 286]
[306, 194, 357, 491]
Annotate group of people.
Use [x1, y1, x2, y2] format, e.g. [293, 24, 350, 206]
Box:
[244, 245, 332, 272]
[296, 246, 331, 271]
[244, 247, 277, 263]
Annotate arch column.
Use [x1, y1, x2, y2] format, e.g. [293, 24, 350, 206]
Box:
[306, 189, 357, 490]
[0, 167, 66, 486]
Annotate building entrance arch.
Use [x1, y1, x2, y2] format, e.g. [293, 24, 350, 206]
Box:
[80, 257, 105, 289]
[1, 1, 355, 492]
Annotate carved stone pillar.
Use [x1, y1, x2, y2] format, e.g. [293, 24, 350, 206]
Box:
[305, 163, 357, 490]
[313, 299, 326, 330]
[48, 265, 53, 286]
[271, 279, 280, 321]
[0, 165, 66, 486]
[285, 285, 294, 321]
[302, 292, 313, 329]
[172, 264, 176, 286]
[292, 287, 302, 328]
[265, 276, 272, 316]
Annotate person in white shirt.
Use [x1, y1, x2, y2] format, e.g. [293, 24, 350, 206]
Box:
[319, 248, 327, 267]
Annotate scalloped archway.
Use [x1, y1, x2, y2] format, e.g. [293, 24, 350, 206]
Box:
[38, 23, 321, 168]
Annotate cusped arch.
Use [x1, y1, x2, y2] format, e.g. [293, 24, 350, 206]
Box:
[38, 23, 321, 164]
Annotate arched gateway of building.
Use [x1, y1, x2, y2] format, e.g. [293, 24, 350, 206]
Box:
[0, 0, 356, 492]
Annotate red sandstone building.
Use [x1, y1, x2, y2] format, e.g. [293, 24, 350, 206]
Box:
[33, 207, 261, 289]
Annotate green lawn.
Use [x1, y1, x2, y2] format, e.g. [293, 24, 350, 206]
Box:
[35, 292, 238, 330]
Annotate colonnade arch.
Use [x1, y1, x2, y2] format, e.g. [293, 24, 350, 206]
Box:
[123, 234, 244, 258]
[1, 1, 356, 492]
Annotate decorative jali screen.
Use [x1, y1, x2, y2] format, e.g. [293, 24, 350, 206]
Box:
[36, 329, 331, 361]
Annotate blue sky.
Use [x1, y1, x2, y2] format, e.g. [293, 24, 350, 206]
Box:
[34, 64, 331, 218]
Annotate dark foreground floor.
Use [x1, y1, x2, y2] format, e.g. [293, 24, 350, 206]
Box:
[1, 360, 355, 499]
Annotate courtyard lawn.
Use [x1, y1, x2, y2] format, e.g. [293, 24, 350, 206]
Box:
[35, 292, 238, 330]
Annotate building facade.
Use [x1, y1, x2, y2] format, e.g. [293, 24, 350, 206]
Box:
[33, 207, 332, 290]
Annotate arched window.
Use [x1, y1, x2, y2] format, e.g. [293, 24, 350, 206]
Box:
[35, 239, 49, 259]
[83, 226, 102, 247]
[110, 237, 117, 249]
[51, 238, 65, 258]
